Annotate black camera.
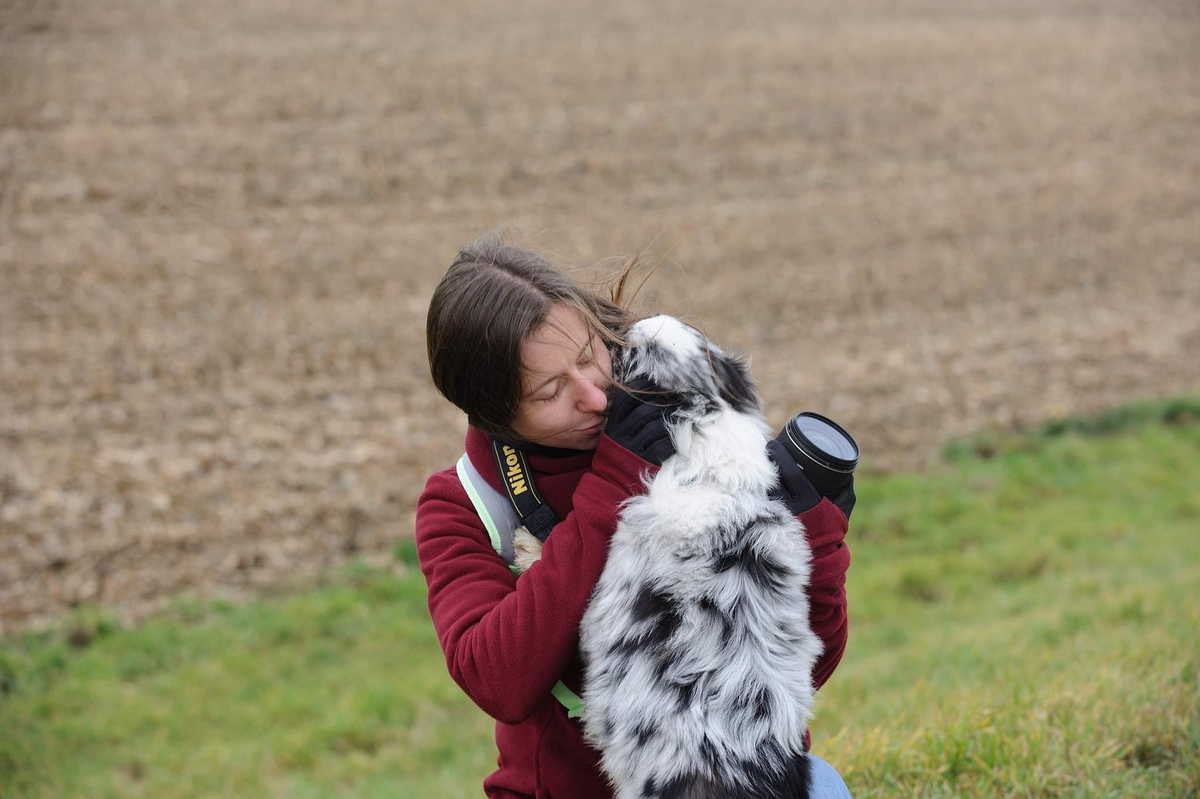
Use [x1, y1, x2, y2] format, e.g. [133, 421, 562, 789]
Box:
[778, 412, 859, 502]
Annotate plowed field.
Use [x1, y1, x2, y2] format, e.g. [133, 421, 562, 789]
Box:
[2, 0, 1198, 630]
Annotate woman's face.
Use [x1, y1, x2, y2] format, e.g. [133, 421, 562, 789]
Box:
[509, 303, 613, 450]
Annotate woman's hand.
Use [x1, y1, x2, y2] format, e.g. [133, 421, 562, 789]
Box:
[603, 376, 681, 466]
[766, 436, 822, 514]
[767, 432, 856, 519]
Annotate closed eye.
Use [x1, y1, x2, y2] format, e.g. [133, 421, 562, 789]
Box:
[535, 382, 563, 402]
[529, 334, 598, 402]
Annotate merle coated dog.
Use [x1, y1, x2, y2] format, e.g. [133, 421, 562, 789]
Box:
[578, 315, 822, 799]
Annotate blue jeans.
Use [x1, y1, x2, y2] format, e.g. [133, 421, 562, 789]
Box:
[809, 753, 853, 798]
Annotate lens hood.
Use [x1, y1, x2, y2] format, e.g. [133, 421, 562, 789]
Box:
[783, 412, 859, 474]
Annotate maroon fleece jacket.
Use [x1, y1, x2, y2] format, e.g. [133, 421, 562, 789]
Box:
[415, 427, 851, 799]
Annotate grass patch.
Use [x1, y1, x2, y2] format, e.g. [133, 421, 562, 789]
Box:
[0, 564, 494, 798]
[3, 400, 1198, 797]
[824, 399, 1200, 797]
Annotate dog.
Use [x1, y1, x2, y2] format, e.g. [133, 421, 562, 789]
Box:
[578, 315, 822, 799]
[509, 315, 822, 798]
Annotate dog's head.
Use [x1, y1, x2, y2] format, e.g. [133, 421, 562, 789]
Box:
[615, 315, 758, 415]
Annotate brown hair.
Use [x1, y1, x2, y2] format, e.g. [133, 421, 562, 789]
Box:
[426, 232, 641, 438]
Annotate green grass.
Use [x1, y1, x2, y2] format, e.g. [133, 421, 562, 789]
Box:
[3, 400, 1199, 797]
[818, 399, 1200, 797]
[0, 563, 496, 798]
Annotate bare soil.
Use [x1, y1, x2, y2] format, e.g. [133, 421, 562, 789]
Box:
[2, 0, 1198, 631]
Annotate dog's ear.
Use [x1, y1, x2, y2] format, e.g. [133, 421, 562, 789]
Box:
[611, 341, 652, 385]
[609, 345, 631, 383]
[711, 351, 757, 413]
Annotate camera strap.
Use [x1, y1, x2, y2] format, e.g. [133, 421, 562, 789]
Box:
[491, 439, 558, 541]
[455, 449, 583, 719]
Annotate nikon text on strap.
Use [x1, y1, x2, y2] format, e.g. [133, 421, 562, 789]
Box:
[455, 454, 519, 567]
[491, 440, 558, 541]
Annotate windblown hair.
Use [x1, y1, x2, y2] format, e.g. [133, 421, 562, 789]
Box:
[579, 315, 822, 799]
[426, 232, 639, 438]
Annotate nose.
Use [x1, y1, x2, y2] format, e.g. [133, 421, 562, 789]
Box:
[576, 374, 609, 413]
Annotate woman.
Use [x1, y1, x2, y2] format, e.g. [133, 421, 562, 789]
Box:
[416, 233, 853, 798]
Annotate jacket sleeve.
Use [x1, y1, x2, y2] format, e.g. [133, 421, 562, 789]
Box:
[415, 435, 653, 724]
[797, 498, 851, 689]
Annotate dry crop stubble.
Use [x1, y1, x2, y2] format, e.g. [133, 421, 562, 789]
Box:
[1, 0, 1199, 629]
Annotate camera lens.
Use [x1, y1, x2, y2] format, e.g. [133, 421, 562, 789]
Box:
[781, 412, 859, 500]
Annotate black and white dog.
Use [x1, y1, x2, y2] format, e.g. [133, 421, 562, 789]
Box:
[578, 315, 822, 799]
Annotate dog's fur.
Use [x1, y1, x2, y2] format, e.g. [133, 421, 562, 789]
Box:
[582, 316, 822, 799]
[511, 315, 821, 799]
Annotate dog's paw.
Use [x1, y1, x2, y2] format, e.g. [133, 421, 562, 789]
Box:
[512, 526, 544, 574]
